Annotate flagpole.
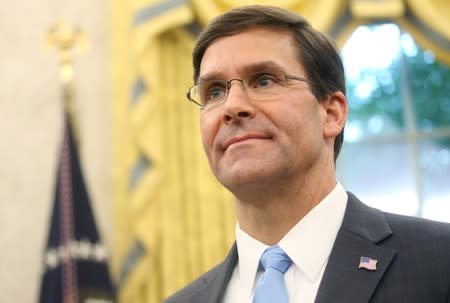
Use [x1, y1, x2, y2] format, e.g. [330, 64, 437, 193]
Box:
[46, 21, 86, 303]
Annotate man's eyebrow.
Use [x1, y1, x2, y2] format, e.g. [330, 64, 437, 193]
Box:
[241, 61, 285, 74]
[198, 61, 285, 83]
[198, 72, 223, 83]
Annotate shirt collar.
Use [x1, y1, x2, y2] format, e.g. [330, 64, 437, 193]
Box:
[235, 223, 268, 299]
[235, 183, 348, 295]
[279, 183, 348, 282]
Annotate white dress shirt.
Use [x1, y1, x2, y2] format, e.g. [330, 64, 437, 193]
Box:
[223, 183, 348, 303]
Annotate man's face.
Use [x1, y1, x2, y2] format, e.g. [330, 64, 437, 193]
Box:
[198, 27, 331, 193]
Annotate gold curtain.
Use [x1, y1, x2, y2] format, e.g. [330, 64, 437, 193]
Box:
[111, 1, 449, 302]
[111, 1, 236, 302]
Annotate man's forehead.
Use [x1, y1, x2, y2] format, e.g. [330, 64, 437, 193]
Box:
[198, 27, 301, 81]
[198, 61, 288, 82]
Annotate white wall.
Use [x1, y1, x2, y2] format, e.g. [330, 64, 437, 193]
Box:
[0, 1, 112, 302]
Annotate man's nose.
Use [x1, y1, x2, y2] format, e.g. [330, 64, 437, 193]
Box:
[222, 80, 255, 122]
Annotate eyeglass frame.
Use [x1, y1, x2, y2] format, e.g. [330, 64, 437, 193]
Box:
[186, 70, 318, 110]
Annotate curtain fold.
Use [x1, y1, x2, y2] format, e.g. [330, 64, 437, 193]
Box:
[340, 0, 450, 64]
[190, 0, 347, 31]
[112, 1, 235, 302]
[407, 0, 450, 41]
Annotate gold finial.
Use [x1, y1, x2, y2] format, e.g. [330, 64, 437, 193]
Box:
[46, 20, 88, 84]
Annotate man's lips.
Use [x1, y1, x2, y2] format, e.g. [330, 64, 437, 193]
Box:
[222, 133, 271, 151]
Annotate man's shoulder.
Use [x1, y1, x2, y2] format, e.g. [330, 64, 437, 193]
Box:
[164, 265, 219, 303]
[347, 192, 450, 233]
[378, 211, 450, 298]
[163, 263, 224, 303]
[383, 209, 450, 244]
[347, 191, 450, 250]
[164, 243, 238, 303]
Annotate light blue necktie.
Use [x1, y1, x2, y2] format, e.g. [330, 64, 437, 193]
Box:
[253, 245, 292, 303]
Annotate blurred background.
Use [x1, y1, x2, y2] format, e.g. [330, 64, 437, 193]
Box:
[0, 0, 449, 302]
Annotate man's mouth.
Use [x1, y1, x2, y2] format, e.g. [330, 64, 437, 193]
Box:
[222, 133, 271, 151]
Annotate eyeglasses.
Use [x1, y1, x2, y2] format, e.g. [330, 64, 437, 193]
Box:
[186, 70, 317, 111]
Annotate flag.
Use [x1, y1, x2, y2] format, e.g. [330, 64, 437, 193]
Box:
[39, 112, 115, 303]
[358, 256, 378, 271]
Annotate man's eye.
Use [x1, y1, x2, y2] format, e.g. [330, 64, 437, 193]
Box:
[202, 85, 226, 103]
[210, 87, 225, 99]
[251, 73, 281, 88]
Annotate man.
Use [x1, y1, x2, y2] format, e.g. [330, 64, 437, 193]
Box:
[165, 5, 450, 303]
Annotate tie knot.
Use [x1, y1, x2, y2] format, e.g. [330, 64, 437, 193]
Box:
[260, 245, 292, 274]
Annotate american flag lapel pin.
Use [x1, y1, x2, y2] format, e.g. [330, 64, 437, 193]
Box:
[359, 256, 378, 271]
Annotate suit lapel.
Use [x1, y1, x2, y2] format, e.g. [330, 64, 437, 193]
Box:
[315, 193, 396, 303]
[205, 242, 238, 303]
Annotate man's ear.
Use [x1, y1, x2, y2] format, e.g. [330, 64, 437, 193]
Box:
[322, 91, 348, 139]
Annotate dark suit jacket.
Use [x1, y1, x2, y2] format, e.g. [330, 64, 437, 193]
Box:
[164, 193, 450, 303]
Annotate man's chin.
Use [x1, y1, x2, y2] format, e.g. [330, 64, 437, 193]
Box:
[217, 169, 275, 192]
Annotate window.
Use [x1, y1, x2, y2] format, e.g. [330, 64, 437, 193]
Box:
[337, 23, 450, 222]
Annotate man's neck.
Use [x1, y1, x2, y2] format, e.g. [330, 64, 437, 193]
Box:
[234, 174, 336, 246]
